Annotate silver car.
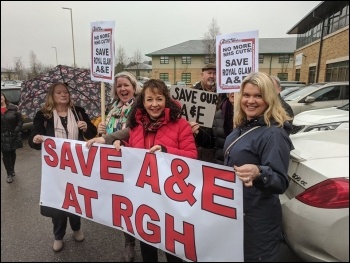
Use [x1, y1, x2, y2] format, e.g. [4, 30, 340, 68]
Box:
[281, 129, 349, 262]
[285, 82, 349, 115]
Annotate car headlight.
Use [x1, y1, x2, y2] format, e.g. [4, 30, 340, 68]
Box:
[304, 122, 345, 132]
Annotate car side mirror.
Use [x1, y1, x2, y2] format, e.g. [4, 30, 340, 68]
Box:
[305, 96, 316, 103]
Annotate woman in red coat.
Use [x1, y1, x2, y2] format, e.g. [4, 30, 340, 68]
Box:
[87, 79, 197, 261]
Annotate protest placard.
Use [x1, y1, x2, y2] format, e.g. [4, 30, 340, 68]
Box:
[170, 86, 217, 128]
[90, 21, 115, 83]
[216, 30, 259, 93]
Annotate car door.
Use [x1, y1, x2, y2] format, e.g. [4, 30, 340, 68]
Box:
[300, 85, 343, 112]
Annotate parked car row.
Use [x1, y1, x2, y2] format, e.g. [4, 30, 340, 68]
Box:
[284, 81, 349, 115]
[280, 82, 349, 261]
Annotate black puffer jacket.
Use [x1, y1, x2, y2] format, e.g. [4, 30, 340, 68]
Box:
[1, 103, 23, 151]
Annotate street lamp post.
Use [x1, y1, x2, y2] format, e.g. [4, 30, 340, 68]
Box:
[62, 7, 76, 67]
[51, 46, 58, 65]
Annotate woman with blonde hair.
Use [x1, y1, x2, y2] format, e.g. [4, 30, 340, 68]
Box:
[223, 72, 293, 262]
[28, 82, 97, 252]
[96, 71, 141, 262]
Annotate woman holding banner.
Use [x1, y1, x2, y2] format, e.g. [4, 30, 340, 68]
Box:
[96, 71, 141, 262]
[223, 72, 293, 262]
[28, 82, 97, 252]
[86, 79, 197, 262]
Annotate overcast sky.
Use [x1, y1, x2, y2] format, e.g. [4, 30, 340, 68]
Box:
[1, 1, 321, 69]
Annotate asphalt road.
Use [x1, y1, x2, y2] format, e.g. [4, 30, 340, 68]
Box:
[1, 134, 302, 262]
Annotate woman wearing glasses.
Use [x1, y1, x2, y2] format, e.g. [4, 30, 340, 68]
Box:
[28, 82, 97, 252]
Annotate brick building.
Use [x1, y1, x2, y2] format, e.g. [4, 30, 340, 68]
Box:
[288, 1, 349, 84]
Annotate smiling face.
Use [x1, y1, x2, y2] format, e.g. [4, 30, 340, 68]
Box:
[115, 77, 135, 103]
[201, 69, 216, 91]
[143, 88, 166, 120]
[241, 83, 268, 120]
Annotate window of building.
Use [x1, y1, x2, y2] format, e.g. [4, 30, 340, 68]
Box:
[325, 61, 349, 82]
[204, 55, 215, 64]
[159, 73, 169, 81]
[308, 66, 316, 84]
[278, 55, 290, 63]
[295, 69, 300, 81]
[259, 55, 264, 64]
[297, 3, 349, 49]
[277, 73, 288, 81]
[181, 73, 191, 84]
[182, 56, 191, 64]
[160, 56, 169, 64]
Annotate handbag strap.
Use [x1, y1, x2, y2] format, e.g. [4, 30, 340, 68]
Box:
[224, 126, 261, 158]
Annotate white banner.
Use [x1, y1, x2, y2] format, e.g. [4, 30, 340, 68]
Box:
[90, 21, 115, 83]
[40, 137, 244, 262]
[216, 30, 259, 93]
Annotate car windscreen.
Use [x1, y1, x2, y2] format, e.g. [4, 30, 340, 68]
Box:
[1, 88, 21, 105]
[280, 87, 301, 98]
[284, 85, 320, 101]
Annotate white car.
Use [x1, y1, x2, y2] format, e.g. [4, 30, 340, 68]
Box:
[285, 82, 349, 115]
[280, 129, 349, 262]
[291, 104, 349, 134]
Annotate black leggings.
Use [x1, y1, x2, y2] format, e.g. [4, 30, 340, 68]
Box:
[52, 213, 81, 240]
[1, 150, 16, 175]
[140, 241, 183, 262]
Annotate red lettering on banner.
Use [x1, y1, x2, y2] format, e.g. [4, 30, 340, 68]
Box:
[43, 138, 59, 167]
[164, 159, 196, 205]
[202, 166, 237, 219]
[75, 144, 98, 176]
[135, 204, 161, 243]
[112, 195, 135, 234]
[100, 147, 124, 181]
[165, 213, 197, 261]
[60, 142, 77, 173]
[136, 153, 161, 194]
[78, 187, 98, 218]
[62, 183, 82, 214]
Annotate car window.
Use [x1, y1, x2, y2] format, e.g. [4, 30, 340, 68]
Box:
[284, 85, 319, 101]
[1, 88, 21, 105]
[280, 87, 301, 99]
[312, 86, 341, 102]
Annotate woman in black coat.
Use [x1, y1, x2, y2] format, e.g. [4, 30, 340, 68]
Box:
[1, 92, 23, 183]
[224, 72, 293, 262]
[28, 82, 97, 252]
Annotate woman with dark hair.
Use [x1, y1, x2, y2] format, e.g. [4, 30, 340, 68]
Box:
[1, 92, 23, 183]
[28, 82, 97, 252]
[86, 79, 197, 262]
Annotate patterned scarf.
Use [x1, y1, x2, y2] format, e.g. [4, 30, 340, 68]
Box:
[141, 112, 165, 132]
[105, 98, 134, 134]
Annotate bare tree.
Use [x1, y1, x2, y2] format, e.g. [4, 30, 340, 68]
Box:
[13, 57, 25, 80]
[27, 50, 43, 79]
[132, 49, 143, 77]
[202, 18, 221, 63]
[115, 45, 127, 73]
